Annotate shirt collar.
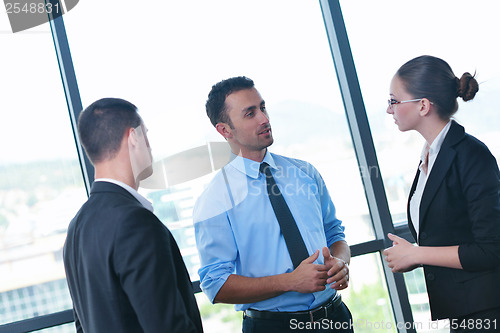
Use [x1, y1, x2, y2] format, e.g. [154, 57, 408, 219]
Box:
[95, 178, 154, 212]
[429, 120, 452, 156]
[420, 120, 452, 162]
[228, 150, 277, 179]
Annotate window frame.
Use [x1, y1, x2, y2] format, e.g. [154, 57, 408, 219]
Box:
[0, 1, 416, 332]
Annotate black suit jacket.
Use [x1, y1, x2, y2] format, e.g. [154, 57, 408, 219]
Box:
[407, 120, 500, 320]
[63, 181, 203, 332]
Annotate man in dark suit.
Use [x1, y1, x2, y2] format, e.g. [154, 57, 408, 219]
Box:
[63, 98, 203, 333]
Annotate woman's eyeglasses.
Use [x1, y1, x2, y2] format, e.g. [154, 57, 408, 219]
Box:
[387, 98, 433, 109]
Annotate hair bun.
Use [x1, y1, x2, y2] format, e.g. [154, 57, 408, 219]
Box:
[457, 72, 479, 101]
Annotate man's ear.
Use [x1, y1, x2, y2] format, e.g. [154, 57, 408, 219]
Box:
[419, 98, 432, 117]
[127, 127, 138, 147]
[216, 123, 232, 140]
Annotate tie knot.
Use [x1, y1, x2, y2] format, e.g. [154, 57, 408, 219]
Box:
[260, 162, 271, 175]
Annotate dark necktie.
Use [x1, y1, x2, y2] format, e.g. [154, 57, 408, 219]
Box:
[260, 162, 309, 268]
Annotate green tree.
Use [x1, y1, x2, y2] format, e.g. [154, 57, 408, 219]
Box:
[347, 283, 397, 333]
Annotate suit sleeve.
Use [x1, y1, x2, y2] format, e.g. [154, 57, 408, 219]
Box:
[113, 208, 201, 333]
[457, 141, 500, 271]
[73, 308, 83, 333]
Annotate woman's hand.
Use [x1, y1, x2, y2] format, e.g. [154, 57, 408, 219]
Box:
[383, 233, 420, 273]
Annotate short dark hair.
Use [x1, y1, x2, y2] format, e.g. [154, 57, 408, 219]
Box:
[205, 76, 254, 127]
[78, 98, 141, 164]
[396, 55, 479, 120]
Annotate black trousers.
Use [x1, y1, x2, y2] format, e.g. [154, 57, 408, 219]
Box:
[449, 307, 500, 333]
[242, 302, 354, 333]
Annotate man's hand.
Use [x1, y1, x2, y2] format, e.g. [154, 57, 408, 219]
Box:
[288, 250, 329, 293]
[323, 246, 349, 290]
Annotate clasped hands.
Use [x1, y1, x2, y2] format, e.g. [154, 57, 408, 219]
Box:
[291, 246, 349, 294]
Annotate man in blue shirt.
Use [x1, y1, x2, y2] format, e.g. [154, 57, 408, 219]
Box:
[194, 77, 353, 332]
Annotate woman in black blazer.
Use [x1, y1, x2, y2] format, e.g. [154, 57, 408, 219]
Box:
[383, 55, 500, 332]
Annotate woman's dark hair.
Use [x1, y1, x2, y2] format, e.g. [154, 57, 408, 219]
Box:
[205, 76, 254, 127]
[78, 98, 141, 164]
[396, 55, 479, 120]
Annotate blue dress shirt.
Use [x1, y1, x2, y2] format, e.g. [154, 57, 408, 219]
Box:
[193, 151, 346, 312]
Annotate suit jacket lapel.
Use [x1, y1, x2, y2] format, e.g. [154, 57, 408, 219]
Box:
[407, 167, 420, 241]
[418, 121, 464, 232]
[419, 147, 456, 230]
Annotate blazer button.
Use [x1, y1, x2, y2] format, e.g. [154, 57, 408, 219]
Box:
[426, 273, 435, 280]
[420, 232, 427, 240]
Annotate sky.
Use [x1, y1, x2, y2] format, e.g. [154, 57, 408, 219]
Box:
[1, 1, 499, 164]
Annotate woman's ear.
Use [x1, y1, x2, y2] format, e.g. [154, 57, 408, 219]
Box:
[216, 122, 233, 140]
[419, 98, 433, 117]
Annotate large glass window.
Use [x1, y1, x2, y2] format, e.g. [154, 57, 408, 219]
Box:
[61, 0, 378, 330]
[8, 0, 482, 331]
[340, 0, 500, 330]
[341, 253, 396, 333]
[0, 15, 87, 326]
[340, 0, 500, 224]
